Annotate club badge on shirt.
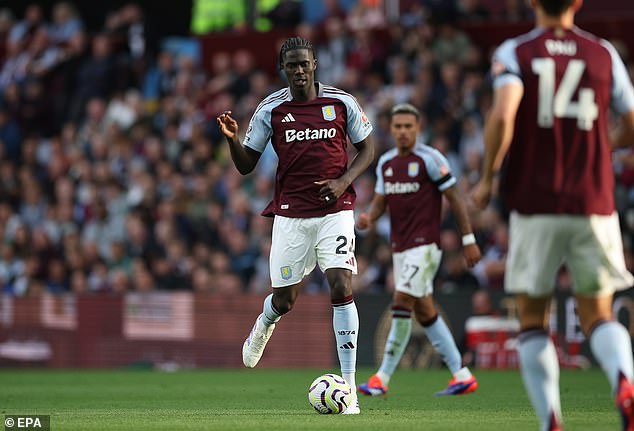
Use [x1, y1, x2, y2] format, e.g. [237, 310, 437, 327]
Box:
[322, 105, 336, 121]
[408, 162, 419, 177]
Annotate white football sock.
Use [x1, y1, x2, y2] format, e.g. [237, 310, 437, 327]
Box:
[422, 315, 462, 374]
[518, 329, 562, 431]
[454, 367, 473, 381]
[261, 293, 282, 327]
[333, 298, 359, 390]
[590, 320, 634, 393]
[377, 307, 412, 386]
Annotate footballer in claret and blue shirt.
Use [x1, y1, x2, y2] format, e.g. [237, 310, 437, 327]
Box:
[244, 83, 372, 218]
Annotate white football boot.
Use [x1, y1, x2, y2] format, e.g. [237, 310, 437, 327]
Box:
[242, 313, 275, 368]
[341, 394, 360, 415]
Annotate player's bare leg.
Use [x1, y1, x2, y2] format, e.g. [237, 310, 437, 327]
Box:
[242, 284, 300, 368]
[515, 294, 562, 431]
[326, 268, 360, 414]
[577, 294, 634, 431]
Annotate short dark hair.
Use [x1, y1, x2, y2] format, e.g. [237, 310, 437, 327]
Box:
[390, 103, 421, 120]
[537, 0, 574, 16]
[279, 37, 314, 67]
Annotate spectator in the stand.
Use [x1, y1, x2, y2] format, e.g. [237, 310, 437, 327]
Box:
[0, 106, 21, 162]
[471, 288, 496, 316]
[226, 228, 258, 288]
[110, 268, 129, 293]
[8, 4, 45, 47]
[108, 239, 132, 274]
[20, 78, 54, 136]
[49, 2, 84, 45]
[0, 39, 27, 91]
[347, 29, 385, 77]
[0, 9, 15, 64]
[70, 269, 88, 294]
[206, 51, 234, 98]
[191, 265, 212, 292]
[45, 257, 69, 293]
[501, 0, 532, 22]
[0, 242, 24, 292]
[10, 254, 40, 296]
[381, 56, 413, 105]
[458, 114, 483, 164]
[87, 259, 109, 292]
[429, 61, 463, 120]
[457, 0, 490, 21]
[230, 50, 255, 101]
[24, 27, 62, 79]
[142, 51, 176, 104]
[249, 237, 272, 293]
[82, 199, 124, 261]
[347, 0, 386, 32]
[132, 260, 156, 292]
[70, 34, 115, 122]
[105, 89, 141, 131]
[19, 179, 47, 229]
[432, 20, 473, 65]
[105, 3, 155, 88]
[315, 0, 348, 34]
[316, 17, 348, 86]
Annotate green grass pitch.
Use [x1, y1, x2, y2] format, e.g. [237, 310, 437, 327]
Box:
[0, 368, 620, 430]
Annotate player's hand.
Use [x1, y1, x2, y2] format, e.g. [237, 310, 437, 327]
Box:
[314, 178, 347, 204]
[472, 179, 492, 210]
[463, 243, 481, 268]
[356, 213, 371, 230]
[217, 110, 238, 140]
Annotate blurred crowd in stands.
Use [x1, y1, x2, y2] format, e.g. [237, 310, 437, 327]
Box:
[0, 0, 632, 307]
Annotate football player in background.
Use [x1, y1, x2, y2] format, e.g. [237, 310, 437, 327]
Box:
[473, 0, 634, 429]
[217, 36, 375, 414]
[357, 103, 481, 397]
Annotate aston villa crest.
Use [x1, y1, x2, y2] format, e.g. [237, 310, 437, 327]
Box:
[322, 105, 336, 121]
[408, 162, 419, 177]
[280, 265, 292, 280]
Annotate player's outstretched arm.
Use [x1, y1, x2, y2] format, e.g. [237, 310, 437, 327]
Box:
[473, 83, 523, 209]
[356, 193, 386, 230]
[217, 110, 261, 175]
[443, 185, 481, 268]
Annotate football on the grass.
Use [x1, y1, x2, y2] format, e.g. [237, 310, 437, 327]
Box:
[308, 373, 352, 414]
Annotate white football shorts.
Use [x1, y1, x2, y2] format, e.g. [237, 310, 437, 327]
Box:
[506, 211, 634, 297]
[392, 243, 442, 298]
[269, 210, 357, 287]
